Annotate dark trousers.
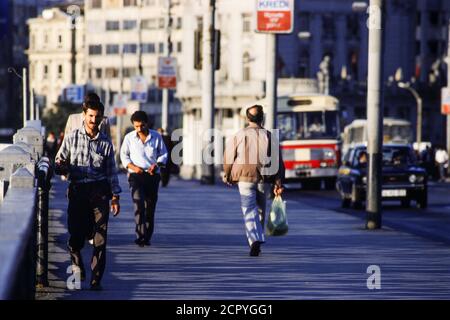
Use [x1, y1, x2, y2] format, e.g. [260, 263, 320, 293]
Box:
[128, 173, 161, 243]
[67, 180, 110, 285]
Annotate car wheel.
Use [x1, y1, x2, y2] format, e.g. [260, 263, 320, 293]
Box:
[352, 200, 363, 210]
[325, 178, 336, 190]
[417, 193, 428, 209]
[341, 198, 351, 208]
[401, 199, 410, 208]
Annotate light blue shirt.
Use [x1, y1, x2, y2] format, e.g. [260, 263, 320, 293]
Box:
[120, 129, 168, 174]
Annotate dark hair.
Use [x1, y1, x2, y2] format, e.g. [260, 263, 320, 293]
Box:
[84, 92, 100, 104]
[246, 105, 264, 124]
[82, 91, 102, 113]
[130, 111, 148, 124]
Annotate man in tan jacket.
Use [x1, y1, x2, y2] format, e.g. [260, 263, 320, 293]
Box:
[223, 104, 284, 256]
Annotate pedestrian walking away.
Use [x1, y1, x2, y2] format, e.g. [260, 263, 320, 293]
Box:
[120, 111, 168, 247]
[55, 98, 121, 291]
[435, 146, 449, 182]
[223, 104, 285, 257]
[60, 92, 111, 140]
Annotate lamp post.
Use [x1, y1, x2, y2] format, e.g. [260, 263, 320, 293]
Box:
[8, 67, 27, 127]
[398, 81, 422, 146]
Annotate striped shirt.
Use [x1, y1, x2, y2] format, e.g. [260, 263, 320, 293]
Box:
[56, 125, 122, 195]
[120, 129, 168, 174]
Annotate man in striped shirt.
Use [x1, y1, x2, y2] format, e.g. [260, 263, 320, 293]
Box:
[55, 99, 121, 291]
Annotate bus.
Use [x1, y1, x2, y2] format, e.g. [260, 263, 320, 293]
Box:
[276, 93, 341, 189]
[342, 118, 413, 155]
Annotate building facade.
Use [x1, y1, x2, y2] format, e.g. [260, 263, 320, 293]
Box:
[27, 7, 86, 112]
[84, 0, 184, 129]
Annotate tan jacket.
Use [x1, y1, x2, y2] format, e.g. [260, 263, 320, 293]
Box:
[223, 124, 284, 184]
[64, 112, 111, 139]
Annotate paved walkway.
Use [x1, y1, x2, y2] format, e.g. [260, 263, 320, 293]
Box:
[36, 173, 450, 300]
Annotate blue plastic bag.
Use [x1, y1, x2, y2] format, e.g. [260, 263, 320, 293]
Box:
[267, 196, 288, 236]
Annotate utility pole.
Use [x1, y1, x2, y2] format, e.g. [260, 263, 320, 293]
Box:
[22, 68, 27, 127]
[366, 0, 384, 230]
[161, 0, 173, 132]
[200, 0, 216, 184]
[266, 34, 277, 130]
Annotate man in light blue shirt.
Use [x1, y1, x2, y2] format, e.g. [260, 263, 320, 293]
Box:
[120, 111, 168, 247]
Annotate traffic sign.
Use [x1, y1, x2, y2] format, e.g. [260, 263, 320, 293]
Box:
[157, 57, 177, 89]
[130, 76, 148, 103]
[113, 93, 128, 115]
[62, 85, 84, 104]
[255, 0, 294, 34]
[441, 87, 450, 115]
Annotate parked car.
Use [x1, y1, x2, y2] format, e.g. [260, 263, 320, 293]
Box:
[336, 144, 428, 209]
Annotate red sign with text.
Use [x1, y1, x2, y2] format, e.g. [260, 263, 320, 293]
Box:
[256, 0, 294, 33]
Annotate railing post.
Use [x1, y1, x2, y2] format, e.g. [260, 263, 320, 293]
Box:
[35, 157, 52, 288]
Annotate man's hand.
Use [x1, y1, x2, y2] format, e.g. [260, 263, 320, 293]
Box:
[273, 184, 284, 197]
[129, 164, 144, 174]
[111, 198, 120, 217]
[222, 175, 232, 187]
[55, 159, 69, 175]
[147, 163, 157, 175]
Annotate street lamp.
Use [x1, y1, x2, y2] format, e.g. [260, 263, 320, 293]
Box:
[8, 67, 27, 127]
[397, 81, 423, 146]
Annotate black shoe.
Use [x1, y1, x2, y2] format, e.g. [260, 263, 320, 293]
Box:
[143, 240, 151, 246]
[90, 282, 103, 291]
[249, 241, 261, 257]
[134, 239, 145, 247]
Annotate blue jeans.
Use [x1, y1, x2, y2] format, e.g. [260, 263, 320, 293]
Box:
[237, 182, 270, 247]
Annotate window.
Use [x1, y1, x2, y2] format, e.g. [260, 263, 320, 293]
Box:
[429, 11, 440, 26]
[95, 68, 102, 78]
[141, 43, 155, 53]
[89, 45, 102, 55]
[176, 17, 182, 29]
[30, 34, 35, 50]
[298, 50, 309, 78]
[159, 18, 165, 29]
[123, 43, 137, 54]
[242, 13, 251, 33]
[106, 20, 120, 31]
[106, 44, 120, 54]
[346, 15, 359, 38]
[43, 65, 48, 79]
[298, 12, 309, 31]
[57, 65, 63, 78]
[105, 68, 119, 78]
[124, 0, 137, 6]
[322, 14, 335, 40]
[91, 0, 102, 8]
[176, 42, 182, 53]
[123, 67, 137, 77]
[57, 34, 63, 48]
[159, 42, 164, 53]
[243, 52, 251, 81]
[30, 63, 35, 80]
[142, 18, 158, 30]
[123, 20, 137, 30]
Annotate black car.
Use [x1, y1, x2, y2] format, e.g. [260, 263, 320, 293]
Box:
[336, 144, 427, 209]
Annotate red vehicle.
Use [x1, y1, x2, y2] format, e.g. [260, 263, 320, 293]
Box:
[276, 93, 341, 189]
